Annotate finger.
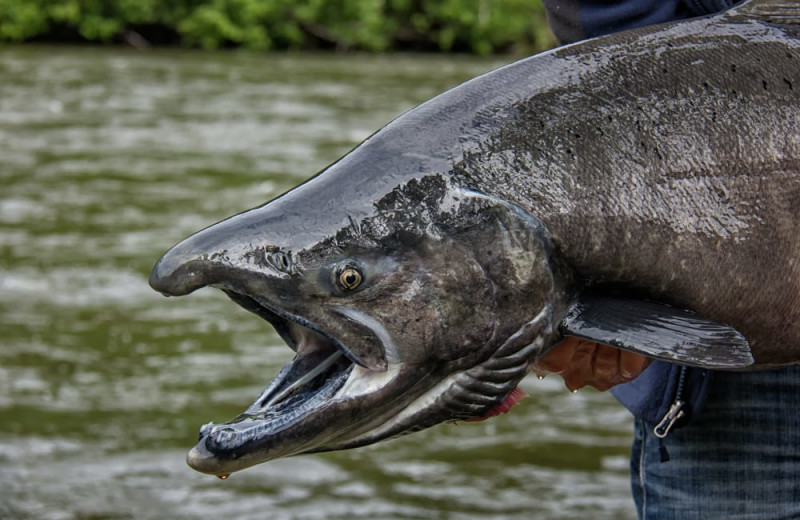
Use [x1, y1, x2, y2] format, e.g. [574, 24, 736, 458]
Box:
[619, 350, 652, 380]
[561, 340, 596, 391]
[591, 344, 622, 388]
[534, 336, 580, 374]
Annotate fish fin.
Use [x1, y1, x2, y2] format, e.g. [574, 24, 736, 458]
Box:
[728, 0, 800, 25]
[558, 295, 754, 369]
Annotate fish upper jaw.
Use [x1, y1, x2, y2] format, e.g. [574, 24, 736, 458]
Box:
[224, 290, 388, 371]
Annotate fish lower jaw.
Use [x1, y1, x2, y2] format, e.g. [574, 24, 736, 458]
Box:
[185, 435, 265, 477]
[333, 363, 403, 399]
[186, 437, 227, 475]
[187, 364, 352, 475]
[339, 371, 477, 448]
[341, 362, 525, 449]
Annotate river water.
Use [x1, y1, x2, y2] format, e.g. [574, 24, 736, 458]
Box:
[0, 46, 636, 520]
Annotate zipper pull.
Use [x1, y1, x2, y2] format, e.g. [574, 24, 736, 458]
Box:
[653, 400, 685, 439]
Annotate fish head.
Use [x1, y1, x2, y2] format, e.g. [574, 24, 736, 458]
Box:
[150, 173, 556, 476]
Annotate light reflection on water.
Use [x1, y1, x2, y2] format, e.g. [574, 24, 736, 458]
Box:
[0, 45, 636, 519]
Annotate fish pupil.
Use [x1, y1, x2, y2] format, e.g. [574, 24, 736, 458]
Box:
[339, 267, 362, 289]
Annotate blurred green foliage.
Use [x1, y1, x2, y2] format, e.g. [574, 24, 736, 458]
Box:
[0, 0, 554, 53]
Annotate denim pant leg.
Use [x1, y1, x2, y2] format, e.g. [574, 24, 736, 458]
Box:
[630, 365, 800, 520]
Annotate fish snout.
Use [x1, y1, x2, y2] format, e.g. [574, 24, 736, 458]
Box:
[149, 236, 279, 297]
[149, 218, 268, 297]
[149, 202, 296, 297]
[149, 248, 213, 296]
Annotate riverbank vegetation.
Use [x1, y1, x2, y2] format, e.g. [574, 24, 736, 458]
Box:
[0, 0, 554, 54]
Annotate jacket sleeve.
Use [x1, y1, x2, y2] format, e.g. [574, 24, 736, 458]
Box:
[540, 0, 738, 45]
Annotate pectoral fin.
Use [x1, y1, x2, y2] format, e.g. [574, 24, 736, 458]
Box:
[558, 296, 754, 369]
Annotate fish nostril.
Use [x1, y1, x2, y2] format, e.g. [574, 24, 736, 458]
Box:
[267, 251, 293, 274]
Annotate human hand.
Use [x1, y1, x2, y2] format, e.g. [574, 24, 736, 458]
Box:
[533, 336, 651, 391]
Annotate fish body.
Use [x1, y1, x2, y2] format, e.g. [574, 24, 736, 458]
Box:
[150, 0, 800, 476]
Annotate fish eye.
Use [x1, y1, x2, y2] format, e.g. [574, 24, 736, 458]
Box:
[338, 267, 363, 290]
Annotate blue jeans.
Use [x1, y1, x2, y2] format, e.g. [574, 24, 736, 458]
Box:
[631, 366, 800, 520]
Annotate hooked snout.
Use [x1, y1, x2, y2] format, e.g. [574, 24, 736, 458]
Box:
[149, 249, 216, 297]
[149, 207, 289, 297]
[149, 183, 363, 298]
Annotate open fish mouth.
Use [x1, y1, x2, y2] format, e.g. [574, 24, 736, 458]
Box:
[186, 291, 360, 476]
[184, 282, 544, 477]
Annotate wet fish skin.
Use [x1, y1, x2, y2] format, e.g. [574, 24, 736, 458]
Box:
[149, 0, 800, 476]
[457, 3, 800, 365]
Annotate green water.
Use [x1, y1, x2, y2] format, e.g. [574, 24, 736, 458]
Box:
[0, 46, 636, 520]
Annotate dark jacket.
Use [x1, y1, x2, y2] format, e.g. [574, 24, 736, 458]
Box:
[541, 0, 738, 45]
